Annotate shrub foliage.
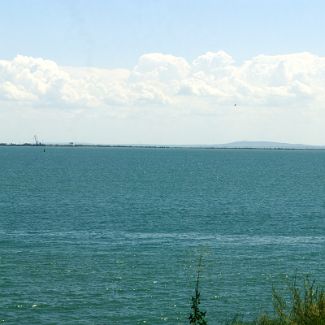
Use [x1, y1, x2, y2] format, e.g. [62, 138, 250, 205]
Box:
[189, 256, 208, 325]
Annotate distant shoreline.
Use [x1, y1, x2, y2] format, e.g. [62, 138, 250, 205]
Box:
[1, 143, 325, 150]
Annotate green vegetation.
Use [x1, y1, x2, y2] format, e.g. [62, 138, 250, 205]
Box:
[189, 271, 324, 325]
[189, 256, 207, 325]
[231, 277, 325, 325]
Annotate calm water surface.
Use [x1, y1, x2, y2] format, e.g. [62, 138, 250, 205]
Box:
[0, 147, 324, 324]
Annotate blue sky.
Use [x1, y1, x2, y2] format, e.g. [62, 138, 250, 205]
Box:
[1, 0, 325, 67]
[1, 1, 325, 144]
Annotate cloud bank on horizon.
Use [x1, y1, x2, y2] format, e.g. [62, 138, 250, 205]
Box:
[1, 51, 324, 109]
[1, 50, 325, 144]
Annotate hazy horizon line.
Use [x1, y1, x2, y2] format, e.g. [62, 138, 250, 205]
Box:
[1, 140, 325, 149]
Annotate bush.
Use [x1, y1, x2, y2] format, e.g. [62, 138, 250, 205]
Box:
[229, 277, 325, 325]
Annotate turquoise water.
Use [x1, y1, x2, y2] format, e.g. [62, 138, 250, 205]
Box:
[0, 147, 324, 324]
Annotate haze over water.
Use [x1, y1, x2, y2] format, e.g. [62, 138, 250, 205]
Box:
[0, 147, 324, 324]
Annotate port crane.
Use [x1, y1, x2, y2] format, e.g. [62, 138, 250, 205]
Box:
[34, 135, 40, 146]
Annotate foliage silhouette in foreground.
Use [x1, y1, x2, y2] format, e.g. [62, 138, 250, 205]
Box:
[230, 276, 325, 325]
[189, 256, 208, 325]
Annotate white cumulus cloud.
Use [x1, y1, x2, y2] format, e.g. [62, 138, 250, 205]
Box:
[1, 51, 325, 111]
[2, 51, 325, 145]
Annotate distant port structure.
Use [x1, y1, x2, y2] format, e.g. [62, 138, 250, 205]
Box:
[34, 135, 42, 146]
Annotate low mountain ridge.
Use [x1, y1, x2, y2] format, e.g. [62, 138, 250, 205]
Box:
[217, 141, 325, 149]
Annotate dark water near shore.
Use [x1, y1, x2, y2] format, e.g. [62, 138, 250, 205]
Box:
[0, 147, 324, 324]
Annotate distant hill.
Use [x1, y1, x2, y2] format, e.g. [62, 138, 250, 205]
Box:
[215, 141, 325, 149]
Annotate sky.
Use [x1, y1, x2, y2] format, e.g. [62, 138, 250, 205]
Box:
[1, 0, 325, 144]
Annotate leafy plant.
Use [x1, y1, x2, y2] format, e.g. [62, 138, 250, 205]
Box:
[272, 276, 325, 325]
[227, 276, 324, 325]
[189, 256, 208, 325]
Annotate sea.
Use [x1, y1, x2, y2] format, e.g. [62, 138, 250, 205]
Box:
[0, 147, 324, 324]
